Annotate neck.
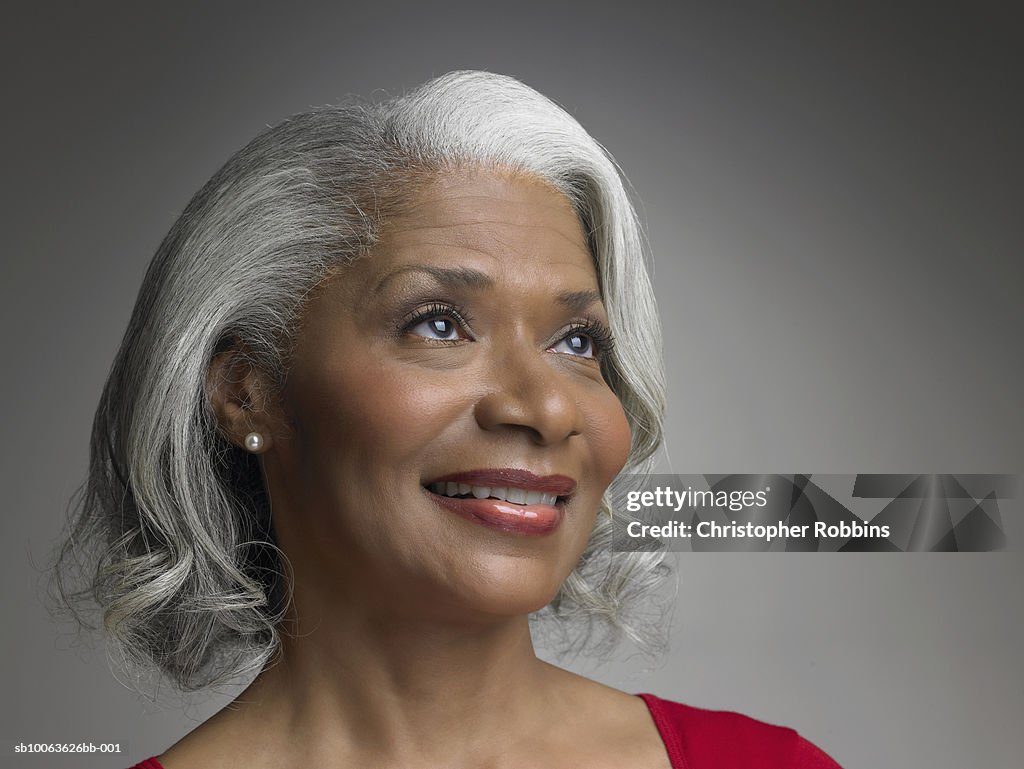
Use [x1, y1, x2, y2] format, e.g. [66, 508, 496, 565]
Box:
[221, 599, 560, 767]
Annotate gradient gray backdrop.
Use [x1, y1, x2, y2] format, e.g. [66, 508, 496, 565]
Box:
[3, 3, 1021, 768]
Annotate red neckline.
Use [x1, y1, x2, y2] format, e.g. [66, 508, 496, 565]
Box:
[637, 692, 689, 769]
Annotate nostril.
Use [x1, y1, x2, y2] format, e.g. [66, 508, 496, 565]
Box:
[472, 384, 584, 446]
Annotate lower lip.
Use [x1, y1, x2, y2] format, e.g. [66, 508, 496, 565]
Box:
[427, 491, 563, 536]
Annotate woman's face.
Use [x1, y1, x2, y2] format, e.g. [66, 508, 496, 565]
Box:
[262, 169, 633, 623]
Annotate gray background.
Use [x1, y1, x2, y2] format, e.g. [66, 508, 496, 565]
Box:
[3, 2, 1021, 768]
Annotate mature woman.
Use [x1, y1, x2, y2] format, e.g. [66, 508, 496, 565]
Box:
[56, 71, 841, 768]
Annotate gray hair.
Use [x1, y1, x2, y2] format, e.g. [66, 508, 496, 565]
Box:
[53, 70, 669, 691]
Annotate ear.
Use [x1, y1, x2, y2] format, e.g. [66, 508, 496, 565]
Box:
[206, 345, 279, 454]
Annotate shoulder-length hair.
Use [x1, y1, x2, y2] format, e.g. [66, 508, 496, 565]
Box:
[54, 70, 669, 690]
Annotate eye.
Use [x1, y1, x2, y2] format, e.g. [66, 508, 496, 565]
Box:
[551, 331, 597, 358]
[549, 321, 614, 360]
[403, 302, 473, 342]
[410, 316, 462, 341]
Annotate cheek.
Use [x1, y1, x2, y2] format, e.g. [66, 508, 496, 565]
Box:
[588, 390, 634, 482]
[567, 388, 633, 550]
[277, 362, 475, 562]
[291, 358, 474, 477]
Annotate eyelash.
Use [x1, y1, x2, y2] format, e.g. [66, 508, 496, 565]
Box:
[558, 319, 616, 360]
[401, 302, 474, 342]
[400, 302, 615, 360]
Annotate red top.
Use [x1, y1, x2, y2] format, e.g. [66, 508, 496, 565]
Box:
[638, 693, 843, 768]
[126, 693, 843, 768]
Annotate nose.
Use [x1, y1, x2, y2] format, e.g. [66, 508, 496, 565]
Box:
[473, 344, 585, 446]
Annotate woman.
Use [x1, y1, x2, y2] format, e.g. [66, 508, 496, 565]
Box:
[55, 70, 842, 768]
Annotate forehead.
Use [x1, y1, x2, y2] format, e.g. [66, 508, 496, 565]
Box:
[348, 169, 597, 290]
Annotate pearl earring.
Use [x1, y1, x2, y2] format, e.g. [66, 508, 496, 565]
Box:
[244, 432, 264, 453]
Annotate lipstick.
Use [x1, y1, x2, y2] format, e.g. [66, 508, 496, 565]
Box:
[426, 469, 576, 496]
[423, 468, 576, 536]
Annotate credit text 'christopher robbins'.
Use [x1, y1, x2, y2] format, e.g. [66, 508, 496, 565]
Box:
[626, 519, 892, 543]
[622, 485, 891, 543]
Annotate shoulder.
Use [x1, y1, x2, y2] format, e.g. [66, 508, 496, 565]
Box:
[124, 759, 165, 769]
[637, 693, 843, 769]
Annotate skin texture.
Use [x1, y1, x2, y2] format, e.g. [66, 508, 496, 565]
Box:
[176, 170, 671, 769]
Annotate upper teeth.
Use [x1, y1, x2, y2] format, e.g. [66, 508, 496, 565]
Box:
[428, 482, 558, 507]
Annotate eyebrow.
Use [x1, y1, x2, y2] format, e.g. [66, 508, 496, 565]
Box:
[555, 289, 603, 313]
[374, 265, 604, 312]
[373, 265, 494, 295]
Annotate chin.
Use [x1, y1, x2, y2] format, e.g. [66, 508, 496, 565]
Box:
[443, 555, 571, 619]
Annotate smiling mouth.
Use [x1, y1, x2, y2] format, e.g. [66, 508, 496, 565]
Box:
[422, 469, 575, 535]
[426, 482, 560, 507]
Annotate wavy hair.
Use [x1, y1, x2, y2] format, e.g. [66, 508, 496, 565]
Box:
[53, 70, 669, 690]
